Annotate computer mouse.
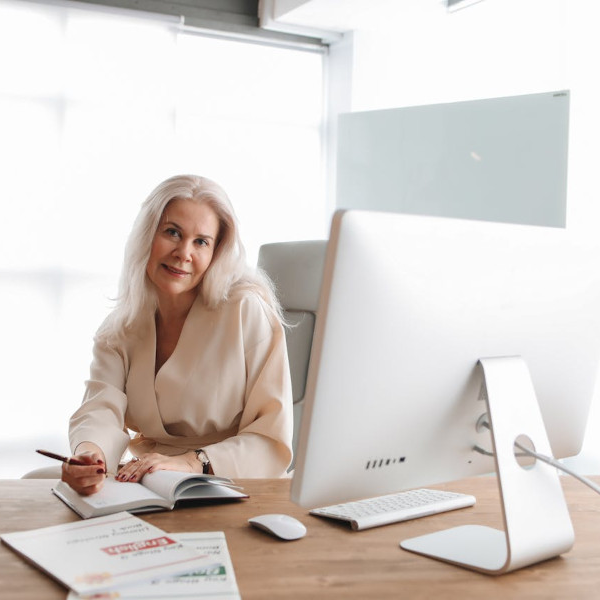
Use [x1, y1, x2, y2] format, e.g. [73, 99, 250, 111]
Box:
[248, 513, 307, 541]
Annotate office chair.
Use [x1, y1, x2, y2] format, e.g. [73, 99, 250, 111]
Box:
[22, 465, 62, 479]
[257, 240, 327, 468]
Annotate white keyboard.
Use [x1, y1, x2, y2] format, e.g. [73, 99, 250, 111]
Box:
[309, 488, 476, 531]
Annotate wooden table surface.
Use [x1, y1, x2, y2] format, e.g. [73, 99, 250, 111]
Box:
[1, 476, 599, 599]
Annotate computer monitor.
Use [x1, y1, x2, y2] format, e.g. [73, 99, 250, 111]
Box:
[291, 209, 600, 510]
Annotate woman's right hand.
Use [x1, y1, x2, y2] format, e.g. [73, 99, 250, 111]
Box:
[61, 442, 107, 496]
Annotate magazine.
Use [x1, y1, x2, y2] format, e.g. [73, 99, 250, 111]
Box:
[0, 512, 214, 596]
[67, 531, 240, 599]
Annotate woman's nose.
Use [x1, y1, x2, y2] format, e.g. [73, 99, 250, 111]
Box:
[174, 239, 193, 261]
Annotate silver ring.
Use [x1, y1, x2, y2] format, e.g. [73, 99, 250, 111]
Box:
[131, 457, 139, 462]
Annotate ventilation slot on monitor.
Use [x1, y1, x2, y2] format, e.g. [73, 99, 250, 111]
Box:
[365, 457, 406, 470]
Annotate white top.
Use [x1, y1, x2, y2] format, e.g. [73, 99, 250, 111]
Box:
[69, 292, 294, 477]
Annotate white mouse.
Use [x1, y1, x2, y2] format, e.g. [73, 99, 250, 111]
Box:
[248, 513, 307, 541]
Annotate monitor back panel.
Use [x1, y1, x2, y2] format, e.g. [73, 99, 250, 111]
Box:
[291, 210, 600, 508]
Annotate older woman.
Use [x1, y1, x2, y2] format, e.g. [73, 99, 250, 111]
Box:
[62, 175, 293, 495]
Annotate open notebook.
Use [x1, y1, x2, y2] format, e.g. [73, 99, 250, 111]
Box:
[53, 470, 247, 518]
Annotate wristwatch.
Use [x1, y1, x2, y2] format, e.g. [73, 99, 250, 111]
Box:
[194, 449, 211, 474]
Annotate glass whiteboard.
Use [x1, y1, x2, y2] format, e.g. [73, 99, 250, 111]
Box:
[336, 90, 569, 228]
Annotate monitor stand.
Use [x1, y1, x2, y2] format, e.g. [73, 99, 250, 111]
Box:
[400, 356, 574, 574]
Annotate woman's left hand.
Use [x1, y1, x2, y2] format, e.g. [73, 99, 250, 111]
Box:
[115, 451, 199, 482]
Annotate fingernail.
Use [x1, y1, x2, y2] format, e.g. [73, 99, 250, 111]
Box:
[97, 469, 106, 475]
[129, 475, 137, 481]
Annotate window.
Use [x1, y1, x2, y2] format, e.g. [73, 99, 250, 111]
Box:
[0, 0, 326, 476]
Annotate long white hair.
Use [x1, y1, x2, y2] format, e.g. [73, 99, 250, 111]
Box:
[97, 174, 281, 344]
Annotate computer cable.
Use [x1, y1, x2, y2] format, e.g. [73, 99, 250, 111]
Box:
[473, 416, 600, 496]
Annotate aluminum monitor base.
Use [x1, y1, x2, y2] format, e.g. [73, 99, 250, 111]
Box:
[401, 356, 574, 574]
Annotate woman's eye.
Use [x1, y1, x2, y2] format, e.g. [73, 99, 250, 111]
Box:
[165, 228, 181, 238]
[195, 238, 208, 247]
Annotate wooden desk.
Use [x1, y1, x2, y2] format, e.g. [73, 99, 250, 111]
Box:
[1, 476, 599, 599]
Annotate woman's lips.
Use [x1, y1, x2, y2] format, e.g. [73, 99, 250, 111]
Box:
[162, 264, 190, 277]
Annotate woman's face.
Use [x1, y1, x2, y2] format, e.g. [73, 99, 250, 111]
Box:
[146, 198, 220, 307]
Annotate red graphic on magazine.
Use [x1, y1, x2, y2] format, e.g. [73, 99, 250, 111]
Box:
[102, 536, 176, 555]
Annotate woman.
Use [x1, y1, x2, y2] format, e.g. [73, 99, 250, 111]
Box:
[62, 175, 293, 495]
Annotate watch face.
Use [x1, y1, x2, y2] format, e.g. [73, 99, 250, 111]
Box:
[196, 450, 209, 471]
[200, 453, 210, 474]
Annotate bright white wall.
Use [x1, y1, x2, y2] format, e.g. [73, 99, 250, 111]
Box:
[328, 0, 600, 472]
[350, 0, 567, 111]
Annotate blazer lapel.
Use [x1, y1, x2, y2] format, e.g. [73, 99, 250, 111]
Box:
[154, 295, 207, 405]
[125, 312, 169, 439]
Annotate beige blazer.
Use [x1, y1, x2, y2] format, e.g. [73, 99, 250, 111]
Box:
[69, 293, 294, 477]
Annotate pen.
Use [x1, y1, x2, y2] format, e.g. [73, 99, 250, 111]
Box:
[35, 449, 89, 467]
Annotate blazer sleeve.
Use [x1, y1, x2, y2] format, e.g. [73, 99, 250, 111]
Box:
[203, 295, 294, 478]
[69, 336, 131, 473]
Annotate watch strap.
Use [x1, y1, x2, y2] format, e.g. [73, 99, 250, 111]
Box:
[194, 449, 211, 474]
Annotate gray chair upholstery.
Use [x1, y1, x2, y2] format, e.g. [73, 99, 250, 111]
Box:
[257, 240, 327, 467]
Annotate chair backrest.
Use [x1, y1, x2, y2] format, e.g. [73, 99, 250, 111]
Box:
[257, 240, 327, 465]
